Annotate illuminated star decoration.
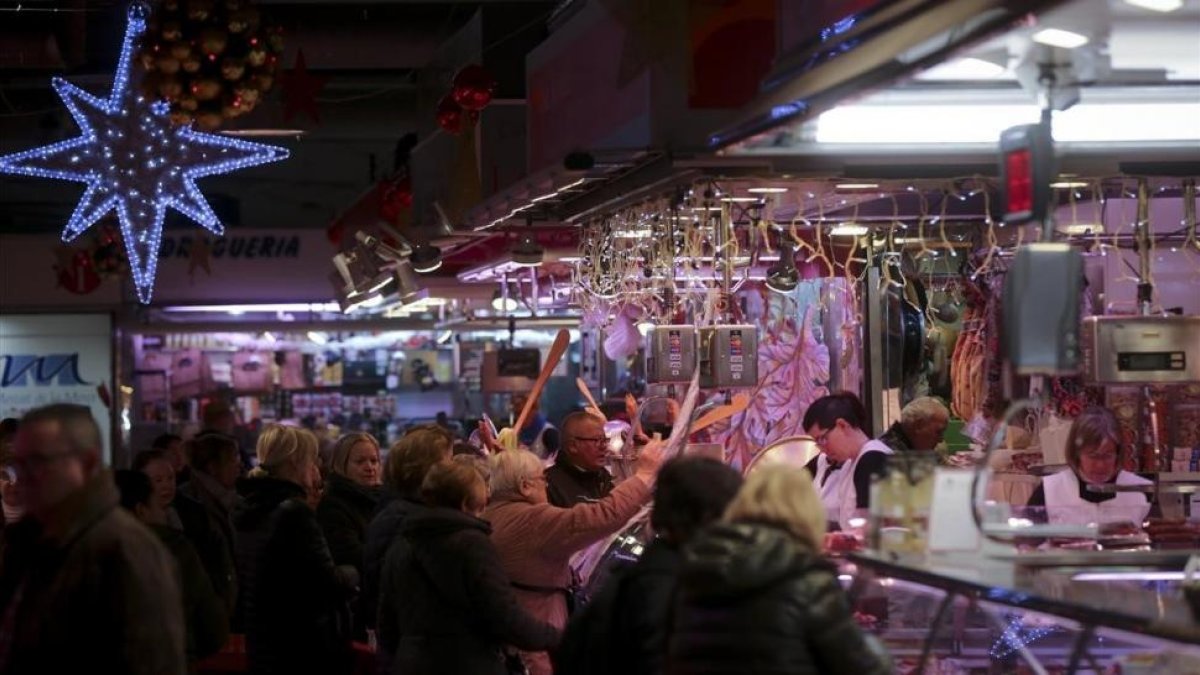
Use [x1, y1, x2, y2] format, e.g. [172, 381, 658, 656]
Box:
[0, 2, 289, 304]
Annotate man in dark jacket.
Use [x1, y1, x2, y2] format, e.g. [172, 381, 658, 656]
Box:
[0, 404, 186, 675]
[546, 412, 614, 507]
[554, 457, 743, 675]
[878, 396, 950, 454]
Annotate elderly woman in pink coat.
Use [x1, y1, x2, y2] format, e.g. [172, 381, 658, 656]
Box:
[485, 441, 665, 675]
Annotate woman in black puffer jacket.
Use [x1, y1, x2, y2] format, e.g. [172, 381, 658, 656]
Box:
[379, 459, 559, 675]
[235, 425, 359, 675]
[667, 465, 891, 675]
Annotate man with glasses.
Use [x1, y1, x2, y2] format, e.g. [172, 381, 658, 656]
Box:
[0, 404, 186, 674]
[802, 393, 893, 531]
[546, 412, 614, 507]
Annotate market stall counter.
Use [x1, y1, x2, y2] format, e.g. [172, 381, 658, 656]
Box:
[842, 550, 1200, 674]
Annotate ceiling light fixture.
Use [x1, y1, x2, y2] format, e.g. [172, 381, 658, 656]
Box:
[747, 187, 788, 194]
[830, 223, 869, 237]
[1058, 223, 1105, 235]
[393, 260, 423, 301]
[307, 331, 328, 345]
[410, 243, 443, 273]
[511, 233, 545, 267]
[835, 182, 880, 189]
[816, 102, 1200, 144]
[919, 56, 1007, 80]
[1031, 28, 1089, 49]
[1049, 180, 1090, 188]
[491, 290, 520, 312]
[719, 196, 760, 203]
[1122, 0, 1183, 12]
[437, 330, 454, 345]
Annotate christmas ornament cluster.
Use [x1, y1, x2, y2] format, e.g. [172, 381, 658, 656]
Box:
[435, 64, 496, 134]
[136, 0, 283, 130]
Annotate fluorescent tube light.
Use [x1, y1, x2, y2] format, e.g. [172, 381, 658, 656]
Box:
[1122, 0, 1183, 12]
[836, 183, 880, 189]
[1050, 181, 1090, 188]
[815, 102, 1200, 144]
[830, 224, 869, 236]
[747, 187, 788, 193]
[1031, 28, 1089, 49]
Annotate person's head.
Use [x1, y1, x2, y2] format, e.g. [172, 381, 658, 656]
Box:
[202, 402, 236, 435]
[188, 432, 241, 489]
[151, 433, 186, 473]
[330, 433, 382, 487]
[384, 425, 453, 499]
[511, 393, 538, 421]
[489, 448, 547, 505]
[803, 392, 871, 464]
[561, 411, 609, 472]
[421, 460, 488, 517]
[723, 465, 827, 550]
[436, 411, 449, 424]
[133, 449, 176, 510]
[115, 469, 167, 525]
[1066, 407, 1125, 485]
[900, 397, 950, 451]
[452, 441, 485, 459]
[14, 405, 105, 521]
[250, 424, 320, 491]
[651, 456, 743, 546]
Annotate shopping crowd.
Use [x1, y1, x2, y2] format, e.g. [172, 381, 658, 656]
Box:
[0, 395, 903, 675]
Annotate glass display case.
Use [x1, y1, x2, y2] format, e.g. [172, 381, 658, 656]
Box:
[844, 551, 1200, 674]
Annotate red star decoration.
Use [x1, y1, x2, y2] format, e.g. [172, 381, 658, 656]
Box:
[279, 49, 328, 124]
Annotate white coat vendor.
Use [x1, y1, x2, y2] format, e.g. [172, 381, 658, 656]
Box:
[803, 393, 893, 531]
[1027, 406, 1152, 525]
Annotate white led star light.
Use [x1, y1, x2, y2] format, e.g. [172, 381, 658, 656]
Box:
[0, 2, 289, 303]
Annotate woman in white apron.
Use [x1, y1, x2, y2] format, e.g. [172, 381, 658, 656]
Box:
[1027, 407, 1151, 525]
[803, 393, 893, 531]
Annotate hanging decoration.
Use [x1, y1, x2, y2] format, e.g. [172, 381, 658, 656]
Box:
[451, 64, 496, 111]
[0, 3, 290, 303]
[53, 245, 102, 296]
[279, 49, 329, 124]
[435, 94, 469, 135]
[136, 0, 283, 130]
[188, 235, 214, 279]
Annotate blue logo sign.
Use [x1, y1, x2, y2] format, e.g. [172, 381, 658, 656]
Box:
[1, 355, 92, 387]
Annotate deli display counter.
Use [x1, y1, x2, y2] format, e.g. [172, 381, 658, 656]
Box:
[842, 550, 1200, 673]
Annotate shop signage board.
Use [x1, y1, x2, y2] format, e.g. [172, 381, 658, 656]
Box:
[0, 314, 114, 463]
[0, 228, 335, 308]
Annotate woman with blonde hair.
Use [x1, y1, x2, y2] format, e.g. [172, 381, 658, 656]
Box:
[317, 433, 382, 567]
[667, 465, 891, 675]
[234, 424, 358, 675]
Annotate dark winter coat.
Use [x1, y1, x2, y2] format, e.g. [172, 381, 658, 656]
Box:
[667, 522, 891, 675]
[317, 472, 381, 571]
[553, 537, 682, 675]
[378, 506, 559, 675]
[234, 476, 358, 675]
[177, 471, 239, 617]
[361, 494, 423, 631]
[151, 523, 229, 662]
[545, 455, 614, 507]
[0, 471, 186, 675]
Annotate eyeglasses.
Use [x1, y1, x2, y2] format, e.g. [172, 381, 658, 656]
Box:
[574, 436, 608, 445]
[812, 428, 834, 448]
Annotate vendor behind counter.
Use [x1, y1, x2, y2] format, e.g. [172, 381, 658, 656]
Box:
[1027, 407, 1152, 525]
[803, 393, 893, 531]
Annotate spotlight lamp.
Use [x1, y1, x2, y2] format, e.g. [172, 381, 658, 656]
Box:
[512, 233, 545, 267]
[410, 243, 443, 273]
[765, 243, 800, 294]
